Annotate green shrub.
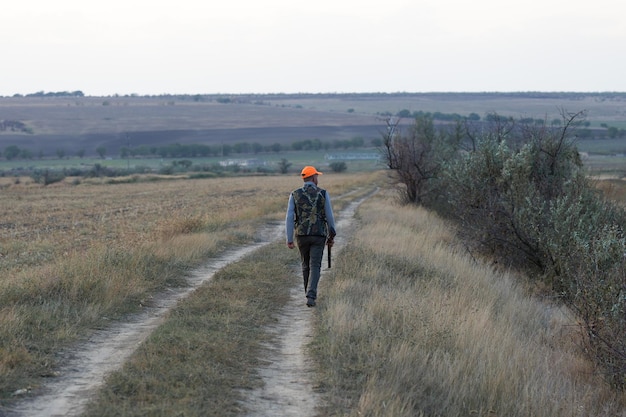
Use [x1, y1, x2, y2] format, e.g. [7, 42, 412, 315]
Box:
[30, 169, 66, 186]
[432, 111, 626, 388]
[546, 188, 626, 388]
[441, 112, 585, 272]
[329, 161, 347, 173]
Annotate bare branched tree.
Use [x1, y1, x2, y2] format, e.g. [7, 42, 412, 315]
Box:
[382, 115, 462, 204]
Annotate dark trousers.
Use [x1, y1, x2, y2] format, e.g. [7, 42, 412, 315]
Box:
[296, 235, 326, 300]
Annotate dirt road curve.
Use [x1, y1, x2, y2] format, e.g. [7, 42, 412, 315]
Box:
[6, 192, 370, 417]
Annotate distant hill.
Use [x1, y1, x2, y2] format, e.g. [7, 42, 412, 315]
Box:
[1, 92, 624, 158]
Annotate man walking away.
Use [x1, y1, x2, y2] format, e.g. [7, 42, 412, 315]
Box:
[286, 166, 336, 307]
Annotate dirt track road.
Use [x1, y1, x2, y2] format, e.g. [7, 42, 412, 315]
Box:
[6, 192, 370, 417]
[239, 196, 364, 416]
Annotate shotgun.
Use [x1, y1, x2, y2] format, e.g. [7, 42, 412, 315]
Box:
[326, 230, 336, 268]
[327, 244, 332, 268]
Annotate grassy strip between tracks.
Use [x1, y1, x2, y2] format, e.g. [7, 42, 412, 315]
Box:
[82, 241, 297, 417]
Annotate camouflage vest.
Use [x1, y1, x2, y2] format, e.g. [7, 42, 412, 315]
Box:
[292, 184, 328, 237]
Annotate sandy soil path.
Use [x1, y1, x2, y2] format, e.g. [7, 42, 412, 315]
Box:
[239, 196, 365, 416]
[6, 191, 371, 417]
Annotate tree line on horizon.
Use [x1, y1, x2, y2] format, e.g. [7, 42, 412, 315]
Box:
[0, 135, 378, 162]
[6, 90, 626, 100]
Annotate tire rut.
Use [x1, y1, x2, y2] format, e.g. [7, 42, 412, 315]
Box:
[239, 192, 374, 416]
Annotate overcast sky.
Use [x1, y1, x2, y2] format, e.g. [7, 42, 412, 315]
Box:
[1, 0, 624, 96]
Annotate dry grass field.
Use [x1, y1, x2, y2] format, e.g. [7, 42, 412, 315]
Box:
[3, 170, 626, 415]
[0, 171, 379, 406]
[311, 189, 626, 416]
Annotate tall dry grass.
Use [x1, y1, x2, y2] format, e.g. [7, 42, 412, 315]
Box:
[596, 178, 626, 207]
[0, 171, 383, 402]
[311, 189, 626, 417]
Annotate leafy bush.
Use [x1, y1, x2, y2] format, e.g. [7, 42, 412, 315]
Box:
[329, 161, 347, 173]
[442, 114, 586, 273]
[545, 189, 626, 388]
[384, 111, 626, 388]
[30, 169, 66, 186]
[278, 158, 291, 174]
